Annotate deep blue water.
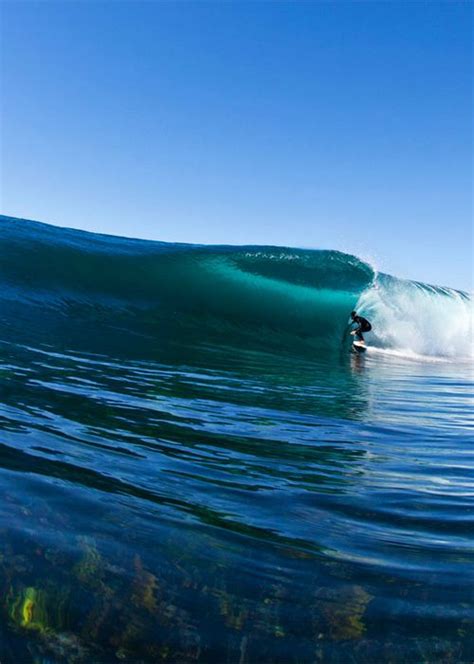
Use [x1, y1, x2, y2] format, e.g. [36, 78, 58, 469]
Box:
[0, 216, 472, 662]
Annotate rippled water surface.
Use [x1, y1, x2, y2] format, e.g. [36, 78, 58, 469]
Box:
[0, 217, 472, 662]
[0, 336, 472, 663]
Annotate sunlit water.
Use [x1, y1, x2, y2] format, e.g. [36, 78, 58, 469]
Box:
[0, 335, 472, 663]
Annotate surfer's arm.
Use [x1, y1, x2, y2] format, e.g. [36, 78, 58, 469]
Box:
[350, 323, 363, 337]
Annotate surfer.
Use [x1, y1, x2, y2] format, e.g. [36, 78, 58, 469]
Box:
[350, 311, 372, 342]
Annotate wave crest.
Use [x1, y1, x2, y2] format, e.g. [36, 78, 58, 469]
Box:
[1, 216, 471, 359]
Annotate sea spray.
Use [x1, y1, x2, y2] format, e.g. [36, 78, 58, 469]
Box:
[356, 274, 473, 359]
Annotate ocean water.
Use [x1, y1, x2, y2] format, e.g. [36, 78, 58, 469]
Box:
[0, 216, 472, 663]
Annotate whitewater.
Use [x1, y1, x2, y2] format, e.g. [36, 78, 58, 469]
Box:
[0, 215, 472, 663]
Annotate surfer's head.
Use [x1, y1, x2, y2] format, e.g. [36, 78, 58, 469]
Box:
[350, 311, 357, 320]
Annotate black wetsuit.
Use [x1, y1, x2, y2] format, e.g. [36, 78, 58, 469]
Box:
[352, 315, 372, 341]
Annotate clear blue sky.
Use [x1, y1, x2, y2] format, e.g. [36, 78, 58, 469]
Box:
[1, 1, 472, 290]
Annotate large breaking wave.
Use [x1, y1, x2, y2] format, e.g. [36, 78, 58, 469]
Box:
[1, 216, 471, 360]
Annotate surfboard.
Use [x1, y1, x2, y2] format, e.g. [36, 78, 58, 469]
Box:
[352, 340, 367, 353]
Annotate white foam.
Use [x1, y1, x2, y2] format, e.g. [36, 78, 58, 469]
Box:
[365, 345, 451, 364]
[355, 276, 474, 361]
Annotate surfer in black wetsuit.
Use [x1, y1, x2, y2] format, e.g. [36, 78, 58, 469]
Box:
[350, 311, 372, 342]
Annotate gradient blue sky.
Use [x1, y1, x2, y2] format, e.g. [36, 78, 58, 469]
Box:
[2, 1, 472, 290]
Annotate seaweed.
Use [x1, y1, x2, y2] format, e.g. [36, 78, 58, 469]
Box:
[131, 554, 159, 615]
[314, 584, 373, 641]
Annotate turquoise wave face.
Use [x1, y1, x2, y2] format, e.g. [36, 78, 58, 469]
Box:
[1, 215, 471, 359]
[0, 216, 374, 353]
